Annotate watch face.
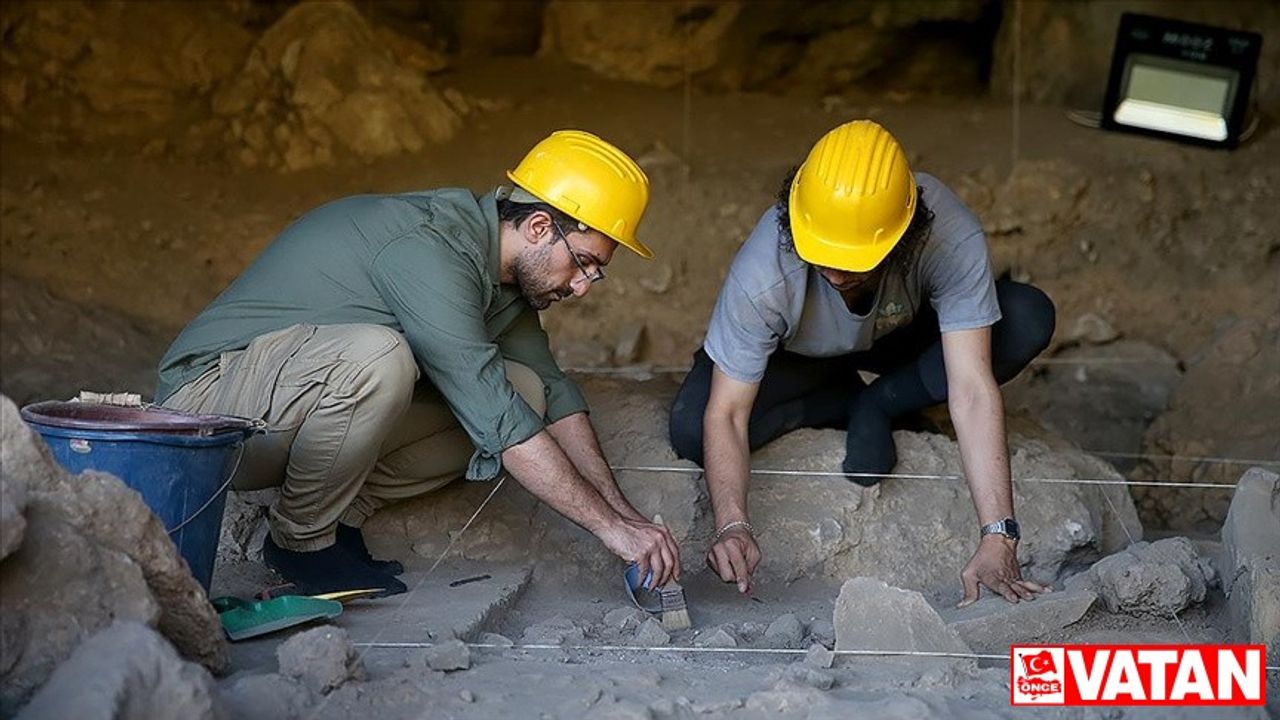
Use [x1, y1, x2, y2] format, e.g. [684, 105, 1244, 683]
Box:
[1005, 519, 1021, 539]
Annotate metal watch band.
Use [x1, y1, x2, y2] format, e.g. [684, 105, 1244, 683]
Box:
[980, 517, 1020, 540]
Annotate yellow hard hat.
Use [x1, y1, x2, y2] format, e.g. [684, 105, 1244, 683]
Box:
[789, 120, 917, 272]
[508, 130, 654, 259]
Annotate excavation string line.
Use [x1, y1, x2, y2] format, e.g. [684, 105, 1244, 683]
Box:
[564, 357, 1182, 376]
[351, 641, 1280, 673]
[608, 465, 1243, 490]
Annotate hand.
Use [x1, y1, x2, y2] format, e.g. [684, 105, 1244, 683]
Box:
[599, 518, 681, 588]
[706, 526, 761, 594]
[958, 535, 1049, 606]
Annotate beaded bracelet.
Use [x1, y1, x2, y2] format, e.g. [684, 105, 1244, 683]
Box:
[714, 520, 755, 542]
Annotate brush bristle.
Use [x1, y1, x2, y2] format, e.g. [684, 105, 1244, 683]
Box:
[661, 607, 691, 631]
[659, 579, 691, 631]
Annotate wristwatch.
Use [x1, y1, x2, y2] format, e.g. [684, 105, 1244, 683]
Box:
[980, 517, 1020, 540]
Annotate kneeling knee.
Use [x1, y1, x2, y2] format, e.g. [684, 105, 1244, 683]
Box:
[667, 404, 704, 465]
[348, 329, 417, 413]
[999, 282, 1056, 355]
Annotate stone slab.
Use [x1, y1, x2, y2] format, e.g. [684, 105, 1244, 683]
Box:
[939, 590, 1097, 652]
[833, 577, 969, 655]
[1221, 467, 1280, 656]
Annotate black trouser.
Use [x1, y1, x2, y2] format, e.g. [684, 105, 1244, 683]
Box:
[668, 281, 1055, 473]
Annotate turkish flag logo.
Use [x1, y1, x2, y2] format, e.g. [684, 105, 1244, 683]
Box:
[1023, 650, 1058, 678]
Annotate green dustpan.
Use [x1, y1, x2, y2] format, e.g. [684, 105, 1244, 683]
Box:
[212, 595, 343, 641]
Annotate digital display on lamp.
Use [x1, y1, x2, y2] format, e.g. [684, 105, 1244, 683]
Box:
[1102, 14, 1261, 149]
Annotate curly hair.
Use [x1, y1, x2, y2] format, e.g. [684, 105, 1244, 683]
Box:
[774, 165, 933, 279]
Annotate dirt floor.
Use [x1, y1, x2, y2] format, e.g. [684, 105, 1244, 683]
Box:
[208, 553, 1254, 720]
[4, 53, 1279, 718]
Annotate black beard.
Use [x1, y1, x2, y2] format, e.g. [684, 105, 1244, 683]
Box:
[513, 245, 567, 310]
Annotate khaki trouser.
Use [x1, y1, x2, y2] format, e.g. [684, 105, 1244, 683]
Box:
[164, 324, 546, 551]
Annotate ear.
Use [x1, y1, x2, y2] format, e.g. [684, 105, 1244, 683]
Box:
[523, 210, 555, 246]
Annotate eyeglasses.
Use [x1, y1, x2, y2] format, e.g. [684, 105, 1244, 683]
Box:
[550, 219, 606, 285]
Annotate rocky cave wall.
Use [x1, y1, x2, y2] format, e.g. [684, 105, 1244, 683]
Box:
[3, 0, 1277, 171]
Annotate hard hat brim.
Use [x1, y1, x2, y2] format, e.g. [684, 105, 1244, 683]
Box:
[506, 172, 655, 260]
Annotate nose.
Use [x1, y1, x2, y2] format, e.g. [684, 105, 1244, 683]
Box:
[569, 277, 592, 298]
[819, 268, 853, 286]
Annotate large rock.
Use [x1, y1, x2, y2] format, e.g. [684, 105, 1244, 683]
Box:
[365, 378, 1140, 596]
[0, 482, 159, 713]
[1137, 318, 1280, 531]
[1220, 467, 1280, 657]
[211, 0, 461, 171]
[15, 622, 223, 720]
[0, 431, 26, 559]
[0, 1, 251, 133]
[539, 0, 992, 93]
[940, 590, 1097, 652]
[540, 1, 742, 89]
[275, 626, 365, 696]
[0, 396, 228, 712]
[781, 1, 989, 93]
[1076, 537, 1216, 618]
[833, 577, 969, 655]
[748, 429, 1142, 595]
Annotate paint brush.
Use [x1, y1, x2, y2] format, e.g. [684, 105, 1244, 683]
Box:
[652, 514, 691, 631]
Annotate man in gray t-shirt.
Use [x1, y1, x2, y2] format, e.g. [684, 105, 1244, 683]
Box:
[669, 120, 1056, 607]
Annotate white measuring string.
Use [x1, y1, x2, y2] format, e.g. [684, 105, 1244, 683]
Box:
[351, 641, 1280, 672]
[608, 464, 1241, 490]
[356, 641, 1002, 660]
[564, 356, 1183, 376]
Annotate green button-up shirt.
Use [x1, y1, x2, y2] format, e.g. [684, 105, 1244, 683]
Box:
[156, 189, 587, 481]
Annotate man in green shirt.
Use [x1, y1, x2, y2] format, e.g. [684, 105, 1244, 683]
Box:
[159, 130, 680, 597]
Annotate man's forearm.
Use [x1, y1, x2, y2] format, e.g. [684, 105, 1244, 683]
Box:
[950, 379, 1013, 525]
[544, 412, 646, 522]
[703, 412, 752, 527]
[502, 429, 623, 534]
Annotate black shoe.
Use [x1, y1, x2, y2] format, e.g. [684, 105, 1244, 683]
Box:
[262, 534, 407, 598]
[336, 523, 405, 576]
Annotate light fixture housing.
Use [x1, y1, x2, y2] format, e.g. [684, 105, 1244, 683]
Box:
[1102, 13, 1262, 149]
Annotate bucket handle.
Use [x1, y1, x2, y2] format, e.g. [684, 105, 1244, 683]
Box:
[167, 441, 247, 536]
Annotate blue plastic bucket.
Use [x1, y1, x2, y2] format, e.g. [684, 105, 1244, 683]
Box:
[19, 401, 261, 592]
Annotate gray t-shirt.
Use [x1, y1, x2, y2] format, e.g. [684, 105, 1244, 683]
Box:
[704, 172, 1000, 383]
